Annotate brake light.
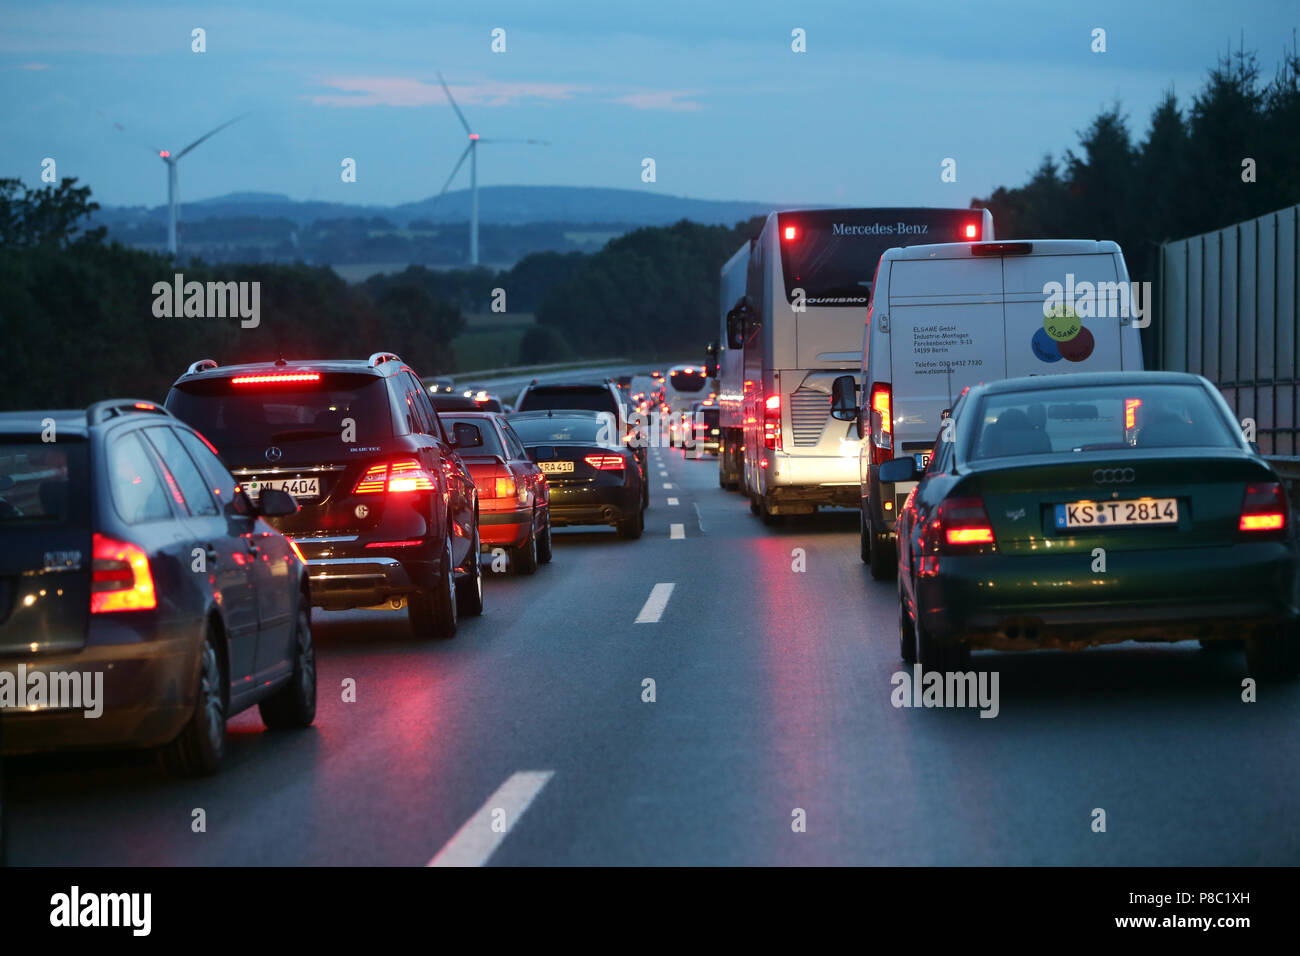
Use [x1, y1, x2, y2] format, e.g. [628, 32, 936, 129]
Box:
[478, 475, 517, 499]
[90, 533, 157, 613]
[230, 373, 321, 385]
[764, 394, 782, 451]
[918, 497, 996, 575]
[1125, 398, 1142, 430]
[783, 225, 797, 241]
[964, 223, 978, 239]
[869, 383, 893, 465]
[1239, 482, 1287, 533]
[584, 455, 625, 470]
[971, 242, 1033, 257]
[365, 539, 424, 548]
[352, 459, 436, 494]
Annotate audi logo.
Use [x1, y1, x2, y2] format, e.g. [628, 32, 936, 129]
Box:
[1093, 467, 1135, 484]
[265, 446, 283, 462]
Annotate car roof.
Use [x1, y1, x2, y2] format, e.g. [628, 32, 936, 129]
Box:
[881, 238, 1121, 262]
[0, 409, 91, 437]
[171, 357, 408, 386]
[522, 381, 613, 391]
[0, 401, 177, 437]
[968, 371, 1207, 399]
[510, 409, 604, 419]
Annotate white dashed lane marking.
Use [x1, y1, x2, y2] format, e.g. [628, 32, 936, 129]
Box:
[635, 583, 675, 623]
[427, 771, 554, 867]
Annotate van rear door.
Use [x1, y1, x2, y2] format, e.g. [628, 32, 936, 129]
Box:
[887, 256, 1005, 463]
[1002, 252, 1126, 378]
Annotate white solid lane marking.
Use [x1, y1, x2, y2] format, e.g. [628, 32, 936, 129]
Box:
[670, 523, 685, 539]
[635, 583, 675, 623]
[694, 502, 705, 532]
[427, 771, 555, 867]
[667, 497, 679, 506]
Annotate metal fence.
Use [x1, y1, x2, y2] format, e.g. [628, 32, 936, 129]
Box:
[1159, 203, 1300, 456]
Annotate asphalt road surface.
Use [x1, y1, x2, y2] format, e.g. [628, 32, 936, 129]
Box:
[7, 440, 1299, 865]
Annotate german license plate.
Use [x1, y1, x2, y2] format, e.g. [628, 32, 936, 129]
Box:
[244, 477, 320, 500]
[1055, 498, 1177, 529]
[539, 461, 574, 474]
[914, 452, 931, 469]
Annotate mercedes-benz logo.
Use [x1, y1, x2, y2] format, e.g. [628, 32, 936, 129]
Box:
[265, 446, 283, 462]
[1093, 467, 1135, 484]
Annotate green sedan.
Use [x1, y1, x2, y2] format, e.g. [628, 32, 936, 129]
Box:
[884, 371, 1299, 678]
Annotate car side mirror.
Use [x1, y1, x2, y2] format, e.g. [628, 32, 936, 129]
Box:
[258, 487, 299, 517]
[830, 374, 859, 421]
[878, 457, 919, 484]
[453, 422, 483, 449]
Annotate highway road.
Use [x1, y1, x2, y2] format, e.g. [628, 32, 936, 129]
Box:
[7, 429, 1299, 866]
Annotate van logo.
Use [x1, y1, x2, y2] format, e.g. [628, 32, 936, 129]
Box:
[265, 446, 283, 462]
[43, 551, 82, 571]
[1093, 468, 1135, 484]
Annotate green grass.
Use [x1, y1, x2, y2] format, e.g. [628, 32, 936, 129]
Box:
[452, 327, 529, 371]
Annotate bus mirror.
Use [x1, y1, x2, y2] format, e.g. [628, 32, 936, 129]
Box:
[830, 375, 859, 421]
[725, 310, 744, 349]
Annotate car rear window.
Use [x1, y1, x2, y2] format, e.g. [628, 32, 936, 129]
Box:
[167, 373, 393, 458]
[509, 415, 620, 447]
[439, 416, 505, 457]
[969, 383, 1239, 460]
[0, 441, 88, 526]
[517, 387, 617, 414]
[668, 369, 707, 393]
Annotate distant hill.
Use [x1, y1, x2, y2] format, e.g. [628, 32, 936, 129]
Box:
[91, 185, 785, 229]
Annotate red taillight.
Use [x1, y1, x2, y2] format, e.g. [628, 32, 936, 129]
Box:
[783, 225, 797, 241]
[964, 223, 978, 239]
[919, 497, 995, 576]
[764, 394, 782, 451]
[90, 533, 157, 613]
[231, 373, 321, 385]
[1240, 482, 1287, 533]
[365, 539, 424, 548]
[1125, 398, 1142, 430]
[584, 454, 625, 470]
[869, 383, 892, 465]
[352, 459, 436, 494]
[479, 474, 518, 498]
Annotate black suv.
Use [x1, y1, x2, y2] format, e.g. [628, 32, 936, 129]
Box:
[165, 353, 481, 639]
[514, 380, 648, 507]
[0, 400, 314, 775]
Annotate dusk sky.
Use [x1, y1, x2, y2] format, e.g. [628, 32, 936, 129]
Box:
[2, 0, 1296, 211]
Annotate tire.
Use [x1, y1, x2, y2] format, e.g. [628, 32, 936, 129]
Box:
[159, 623, 227, 776]
[859, 509, 871, 564]
[456, 523, 484, 616]
[1245, 627, 1300, 679]
[917, 621, 969, 673]
[868, 512, 896, 581]
[898, 585, 917, 663]
[259, 607, 317, 729]
[749, 495, 761, 516]
[512, 519, 539, 575]
[536, 509, 553, 564]
[409, 535, 458, 639]
[617, 505, 644, 540]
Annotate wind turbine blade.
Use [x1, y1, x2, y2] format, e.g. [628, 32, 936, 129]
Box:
[175, 112, 249, 160]
[432, 143, 473, 210]
[476, 138, 550, 146]
[436, 71, 473, 135]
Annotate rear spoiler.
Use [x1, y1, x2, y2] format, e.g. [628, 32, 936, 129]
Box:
[86, 399, 172, 425]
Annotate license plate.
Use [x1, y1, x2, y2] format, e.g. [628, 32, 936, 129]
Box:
[1055, 498, 1178, 529]
[914, 452, 931, 470]
[538, 461, 574, 474]
[244, 477, 320, 500]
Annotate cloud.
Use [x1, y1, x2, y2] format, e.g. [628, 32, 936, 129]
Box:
[17, 62, 50, 70]
[307, 75, 586, 108]
[607, 90, 704, 112]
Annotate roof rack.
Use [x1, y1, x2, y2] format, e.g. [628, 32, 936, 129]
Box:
[369, 352, 402, 368]
[187, 359, 218, 374]
[86, 399, 173, 426]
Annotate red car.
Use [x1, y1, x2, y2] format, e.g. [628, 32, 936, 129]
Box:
[438, 411, 551, 574]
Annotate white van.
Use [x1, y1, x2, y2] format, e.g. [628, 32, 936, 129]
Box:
[830, 239, 1147, 578]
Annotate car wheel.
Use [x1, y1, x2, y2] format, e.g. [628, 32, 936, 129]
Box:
[456, 523, 484, 616]
[868, 513, 896, 581]
[409, 535, 458, 638]
[1245, 626, 1300, 679]
[898, 584, 917, 663]
[917, 620, 969, 673]
[536, 510, 553, 564]
[617, 506, 644, 539]
[259, 607, 317, 729]
[860, 509, 871, 565]
[749, 495, 761, 516]
[513, 520, 539, 575]
[159, 623, 227, 776]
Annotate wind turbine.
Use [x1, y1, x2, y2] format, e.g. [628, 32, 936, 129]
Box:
[434, 72, 547, 266]
[156, 115, 246, 256]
